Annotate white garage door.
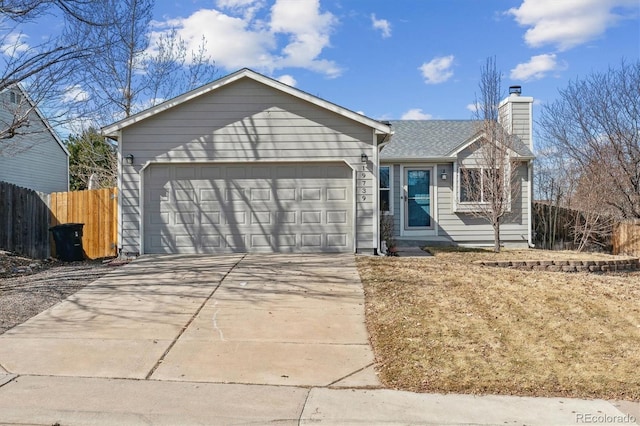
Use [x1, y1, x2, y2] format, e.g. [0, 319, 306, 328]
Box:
[143, 162, 354, 253]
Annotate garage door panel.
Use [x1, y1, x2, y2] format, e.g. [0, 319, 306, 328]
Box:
[275, 211, 296, 224]
[301, 211, 321, 224]
[327, 187, 347, 200]
[327, 234, 349, 248]
[201, 234, 222, 248]
[175, 213, 195, 225]
[251, 211, 272, 225]
[301, 234, 322, 247]
[144, 163, 353, 254]
[250, 188, 271, 201]
[224, 211, 247, 225]
[327, 210, 348, 224]
[225, 188, 245, 201]
[275, 188, 296, 200]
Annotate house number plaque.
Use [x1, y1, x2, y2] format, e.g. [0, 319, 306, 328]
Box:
[359, 165, 367, 201]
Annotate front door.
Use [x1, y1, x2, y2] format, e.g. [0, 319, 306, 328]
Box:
[404, 168, 432, 229]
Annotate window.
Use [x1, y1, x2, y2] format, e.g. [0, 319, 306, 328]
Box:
[459, 167, 500, 203]
[379, 166, 391, 212]
[9, 91, 22, 104]
[460, 168, 481, 202]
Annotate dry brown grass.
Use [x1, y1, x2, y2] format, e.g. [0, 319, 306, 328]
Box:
[357, 247, 640, 401]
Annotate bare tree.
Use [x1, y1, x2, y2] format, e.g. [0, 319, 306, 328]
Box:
[459, 57, 523, 253]
[538, 60, 640, 220]
[77, 0, 217, 123]
[0, 0, 109, 142]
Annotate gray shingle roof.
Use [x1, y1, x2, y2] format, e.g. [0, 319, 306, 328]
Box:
[380, 120, 534, 160]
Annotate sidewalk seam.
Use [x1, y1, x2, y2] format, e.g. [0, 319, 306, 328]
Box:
[0, 374, 18, 389]
[326, 362, 376, 387]
[297, 387, 313, 425]
[144, 254, 247, 380]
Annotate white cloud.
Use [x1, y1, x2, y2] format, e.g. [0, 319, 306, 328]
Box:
[0, 32, 30, 57]
[276, 74, 296, 86]
[151, 0, 341, 78]
[216, 0, 267, 21]
[63, 85, 90, 103]
[371, 14, 391, 38]
[466, 103, 479, 113]
[150, 9, 275, 71]
[401, 108, 433, 120]
[510, 53, 566, 81]
[507, 0, 638, 51]
[419, 55, 454, 84]
[270, 0, 340, 77]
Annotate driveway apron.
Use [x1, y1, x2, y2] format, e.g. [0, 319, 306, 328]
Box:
[0, 254, 379, 387]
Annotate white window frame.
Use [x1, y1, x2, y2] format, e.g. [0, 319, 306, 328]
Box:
[379, 165, 393, 215]
[454, 162, 512, 213]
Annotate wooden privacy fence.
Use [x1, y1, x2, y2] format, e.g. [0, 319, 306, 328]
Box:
[0, 181, 50, 259]
[50, 187, 118, 260]
[612, 220, 640, 256]
[0, 181, 118, 259]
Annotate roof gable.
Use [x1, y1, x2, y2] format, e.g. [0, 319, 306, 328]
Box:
[102, 68, 391, 137]
[1, 84, 69, 157]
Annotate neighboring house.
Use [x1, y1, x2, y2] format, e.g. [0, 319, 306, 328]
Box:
[102, 68, 392, 255]
[380, 90, 535, 248]
[102, 68, 534, 255]
[0, 85, 69, 193]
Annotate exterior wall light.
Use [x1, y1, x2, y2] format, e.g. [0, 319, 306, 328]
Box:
[125, 154, 134, 165]
[361, 153, 368, 163]
[441, 169, 448, 180]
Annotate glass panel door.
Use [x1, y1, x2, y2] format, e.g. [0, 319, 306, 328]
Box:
[405, 169, 431, 228]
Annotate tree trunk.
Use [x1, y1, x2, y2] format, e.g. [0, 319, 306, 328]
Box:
[493, 221, 501, 253]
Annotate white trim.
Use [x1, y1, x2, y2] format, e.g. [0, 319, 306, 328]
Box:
[379, 165, 393, 215]
[138, 158, 358, 255]
[454, 163, 514, 213]
[353, 165, 358, 254]
[102, 68, 392, 137]
[138, 158, 356, 170]
[116, 131, 124, 255]
[399, 164, 437, 237]
[373, 131, 379, 254]
[139, 162, 145, 255]
[527, 159, 533, 247]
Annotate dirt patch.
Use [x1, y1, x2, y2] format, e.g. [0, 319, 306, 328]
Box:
[358, 247, 640, 401]
[0, 251, 121, 334]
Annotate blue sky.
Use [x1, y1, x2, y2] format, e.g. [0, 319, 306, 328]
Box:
[148, 0, 639, 123]
[4, 0, 639, 132]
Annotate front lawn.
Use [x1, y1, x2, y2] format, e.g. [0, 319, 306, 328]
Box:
[357, 248, 640, 401]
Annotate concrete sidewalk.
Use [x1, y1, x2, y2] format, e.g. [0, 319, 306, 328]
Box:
[0, 375, 637, 425]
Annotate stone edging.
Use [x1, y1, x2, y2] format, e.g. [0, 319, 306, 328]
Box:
[473, 258, 640, 273]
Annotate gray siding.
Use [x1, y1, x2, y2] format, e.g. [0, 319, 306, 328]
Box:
[437, 162, 530, 244]
[499, 96, 532, 150]
[0, 91, 68, 193]
[382, 161, 530, 245]
[120, 77, 377, 254]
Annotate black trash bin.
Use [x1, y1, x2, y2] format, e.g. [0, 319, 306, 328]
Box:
[49, 223, 84, 261]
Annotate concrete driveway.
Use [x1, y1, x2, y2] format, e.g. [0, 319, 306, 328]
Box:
[2, 254, 637, 425]
[0, 254, 379, 387]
